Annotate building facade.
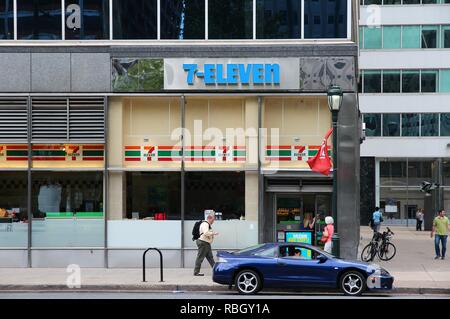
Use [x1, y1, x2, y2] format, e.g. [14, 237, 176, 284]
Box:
[359, 0, 450, 230]
[0, 0, 360, 268]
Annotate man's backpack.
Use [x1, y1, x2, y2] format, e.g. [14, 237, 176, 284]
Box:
[192, 220, 209, 241]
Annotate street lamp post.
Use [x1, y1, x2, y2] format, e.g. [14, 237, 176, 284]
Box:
[327, 86, 343, 258]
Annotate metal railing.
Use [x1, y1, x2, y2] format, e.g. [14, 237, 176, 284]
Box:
[142, 247, 164, 283]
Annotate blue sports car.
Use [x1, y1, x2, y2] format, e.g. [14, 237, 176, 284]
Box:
[213, 243, 394, 296]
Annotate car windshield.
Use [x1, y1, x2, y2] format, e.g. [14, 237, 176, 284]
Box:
[233, 244, 268, 255]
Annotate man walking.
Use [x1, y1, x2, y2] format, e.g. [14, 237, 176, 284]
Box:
[431, 209, 449, 260]
[416, 209, 424, 231]
[372, 207, 383, 233]
[194, 214, 219, 276]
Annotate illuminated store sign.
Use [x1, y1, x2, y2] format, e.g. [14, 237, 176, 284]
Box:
[164, 58, 300, 91]
[183, 63, 280, 86]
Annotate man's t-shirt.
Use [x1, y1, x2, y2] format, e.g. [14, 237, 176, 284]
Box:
[433, 216, 449, 236]
[373, 211, 382, 223]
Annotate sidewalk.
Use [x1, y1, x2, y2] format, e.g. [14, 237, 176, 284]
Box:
[0, 226, 448, 294]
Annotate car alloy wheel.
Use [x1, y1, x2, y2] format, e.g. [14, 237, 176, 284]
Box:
[340, 271, 365, 296]
[235, 270, 260, 294]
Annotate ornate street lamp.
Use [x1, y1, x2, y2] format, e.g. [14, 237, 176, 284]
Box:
[327, 86, 343, 257]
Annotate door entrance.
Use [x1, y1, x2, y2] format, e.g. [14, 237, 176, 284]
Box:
[274, 194, 331, 247]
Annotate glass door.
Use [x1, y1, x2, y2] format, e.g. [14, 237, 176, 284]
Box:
[275, 195, 302, 242]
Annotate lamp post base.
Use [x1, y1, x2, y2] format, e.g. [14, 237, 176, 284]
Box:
[332, 233, 340, 257]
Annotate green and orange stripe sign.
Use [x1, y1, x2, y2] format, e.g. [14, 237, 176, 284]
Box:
[265, 145, 330, 161]
[0, 145, 29, 161]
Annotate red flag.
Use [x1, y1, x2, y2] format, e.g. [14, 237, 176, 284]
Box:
[307, 128, 334, 176]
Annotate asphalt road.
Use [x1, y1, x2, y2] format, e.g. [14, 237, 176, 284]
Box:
[0, 291, 448, 299]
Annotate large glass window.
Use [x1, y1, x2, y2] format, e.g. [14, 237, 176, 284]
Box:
[0, 0, 13, 39]
[421, 25, 439, 49]
[65, 0, 109, 40]
[442, 26, 450, 48]
[126, 172, 181, 220]
[383, 70, 401, 93]
[256, 0, 301, 39]
[421, 113, 439, 136]
[304, 0, 347, 39]
[402, 26, 421, 49]
[440, 70, 450, 93]
[382, 113, 400, 136]
[440, 113, 450, 136]
[401, 114, 420, 136]
[402, 70, 420, 93]
[185, 172, 245, 220]
[31, 171, 104, 247]
[0, 172, 28, 247]
[364, 114, 381, 137]
[383, 26, 401, 49]
[380, 160, 407, 186]
[208, 0, 252, 39]
[421, 70, 438, 93]
[363, 27, 382, 49]
[363, 70, 381, 93]
[113, 0, 157, 39]
[160, 0, 205, 39]
[17, 0, 62, 40]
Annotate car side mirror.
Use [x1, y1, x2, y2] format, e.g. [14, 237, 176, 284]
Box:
[317, 254, 328, 263]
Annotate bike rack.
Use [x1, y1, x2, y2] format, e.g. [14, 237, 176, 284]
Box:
[142, 247, 164, 282]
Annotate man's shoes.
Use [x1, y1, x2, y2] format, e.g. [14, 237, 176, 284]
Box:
[434, 256, 440, 260]
[442, 257, 445, 260]
[194, 273, 204, 276]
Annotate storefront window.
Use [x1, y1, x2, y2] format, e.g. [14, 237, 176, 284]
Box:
[402, 70, 420, 93]
[304, 0, 347, 39]
[256, 0, 301, 39]
[383, 70, 400, 93]
[444, 161, 450, 187]
[65, 0, 109, 40]
[31, 171, 104, 247]
[421, 113, 439, 136]
[0, 172, 28, 247]
[113, 0, 157, 39]
[382, 113, 400, 136]
[440, 113, 450, 136]
[380, 160, 407, 186]
[363, 70, 381, 93]
[421, 70, 438, 93]
[160, 0, 205, 39]
[383, 26, 401, 49]
[401, 114, 420, 137]
[185, 172, 245, 220]
[364, 114, 381, 137]
[0, 0, 13, 39]
[422, 25, 439, 49]
[402, 26, 421, 49]
[17, 0, 62, 40]
[407, 160, 433, 187]
[126, 172, 180, 220]
[208, 0, 252, 39]
[363, 27, 382, 49]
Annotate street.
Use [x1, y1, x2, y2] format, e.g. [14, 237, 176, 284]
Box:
[0, 291, 448, 299]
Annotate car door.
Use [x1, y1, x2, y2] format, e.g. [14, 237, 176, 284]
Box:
[275, 245, 338, 288]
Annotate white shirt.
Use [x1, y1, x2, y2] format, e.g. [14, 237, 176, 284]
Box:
[199, 221, 215, 244]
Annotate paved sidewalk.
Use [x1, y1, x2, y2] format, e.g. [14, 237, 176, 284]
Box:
[0, 226, 448, 294]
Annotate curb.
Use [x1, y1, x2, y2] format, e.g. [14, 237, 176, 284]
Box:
[0, 285, 448, 295]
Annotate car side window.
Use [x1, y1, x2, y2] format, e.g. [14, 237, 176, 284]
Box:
[254, 246, 277, 258]
[280, 246, 316, 260]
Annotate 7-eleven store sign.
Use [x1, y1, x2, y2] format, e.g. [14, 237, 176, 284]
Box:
[125, 146, 246, 162]
[265, 145, 331, 161]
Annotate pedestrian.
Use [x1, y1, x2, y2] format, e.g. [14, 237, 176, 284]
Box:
[321, 216, 334, 254]
[431, 209, 449, 260]
[194, 214, 219, 276]
[416, 209, 424, 231]
[372, 207, 383, 233]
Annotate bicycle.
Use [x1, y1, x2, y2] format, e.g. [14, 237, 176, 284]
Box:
[361, 227, 396, 262]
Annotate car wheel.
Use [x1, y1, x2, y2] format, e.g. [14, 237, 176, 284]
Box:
[340, 271, 366, 296]
[235, 270, 261, 295]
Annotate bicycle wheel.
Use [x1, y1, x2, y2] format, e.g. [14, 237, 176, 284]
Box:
[361, 243, 376, 262]
[378, 242, 396, 261]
